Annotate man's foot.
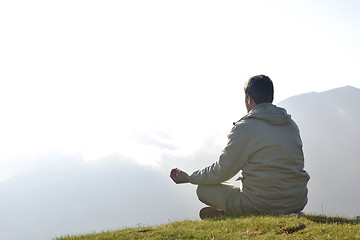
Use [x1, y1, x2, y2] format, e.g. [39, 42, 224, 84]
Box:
[199, 207, 225, 220]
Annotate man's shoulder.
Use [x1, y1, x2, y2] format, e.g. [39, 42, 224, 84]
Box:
[233, 116, 264, 128]
[230, 118, 258, 136]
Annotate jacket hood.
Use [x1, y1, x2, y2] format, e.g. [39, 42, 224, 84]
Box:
[241, 103, 291, 126]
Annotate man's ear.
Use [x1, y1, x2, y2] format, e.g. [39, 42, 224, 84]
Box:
[247, 95, 257, 109]
[246, 95, 252, 105]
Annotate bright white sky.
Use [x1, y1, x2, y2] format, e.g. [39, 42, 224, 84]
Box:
[1, 0, 360, 181]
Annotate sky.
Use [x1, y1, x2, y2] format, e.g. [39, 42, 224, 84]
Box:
[1, 1, 360, 239]
[0, 0, 360, 181]
[1, 0, 360, 190]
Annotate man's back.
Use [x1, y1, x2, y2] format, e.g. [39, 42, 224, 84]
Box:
[237, 103, 310, 214]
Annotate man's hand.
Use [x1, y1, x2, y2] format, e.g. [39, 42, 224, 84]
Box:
[170, 168, 190, 184]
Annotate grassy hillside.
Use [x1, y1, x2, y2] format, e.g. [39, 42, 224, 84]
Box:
[56, 214, 359, 240]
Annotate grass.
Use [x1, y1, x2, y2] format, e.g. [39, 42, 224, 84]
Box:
[56, 214, 360, 240]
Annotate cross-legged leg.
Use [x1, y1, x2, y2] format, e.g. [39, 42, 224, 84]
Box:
[196, 182, 249, 216]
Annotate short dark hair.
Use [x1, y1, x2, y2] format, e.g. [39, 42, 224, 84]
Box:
[244, 75, 274, 104]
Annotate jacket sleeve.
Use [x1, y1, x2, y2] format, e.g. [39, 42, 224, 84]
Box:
[188, 122, 251, 185]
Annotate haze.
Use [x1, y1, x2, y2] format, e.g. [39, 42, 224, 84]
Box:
[1, 1, 360, 240]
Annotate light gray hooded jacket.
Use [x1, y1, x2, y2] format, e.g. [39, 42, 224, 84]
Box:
[188, 103, 310, 214]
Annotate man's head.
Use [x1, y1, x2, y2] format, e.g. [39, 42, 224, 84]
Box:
[244, 75, 274, 112]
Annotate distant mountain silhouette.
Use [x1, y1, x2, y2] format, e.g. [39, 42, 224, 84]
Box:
[0, 156, 201, 240]
[278, 86, 360, 217]
[1, 86, 359, 240]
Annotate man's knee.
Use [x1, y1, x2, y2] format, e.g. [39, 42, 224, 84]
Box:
[195, 183, 242, 213]
[196, 185, 202, 199]
[196, 185, 206, 202]
[196, 185, 214, 204]
[195, 184, 227, 211]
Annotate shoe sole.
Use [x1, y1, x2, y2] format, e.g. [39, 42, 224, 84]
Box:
[200, 207, 225, 220]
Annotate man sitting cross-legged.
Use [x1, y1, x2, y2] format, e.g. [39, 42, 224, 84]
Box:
[170, 75, 310, 219]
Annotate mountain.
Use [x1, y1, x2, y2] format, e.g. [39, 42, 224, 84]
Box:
[1, 86, 359, 240]
[0, 156, 202, 240]
[277, 86, 360, 217]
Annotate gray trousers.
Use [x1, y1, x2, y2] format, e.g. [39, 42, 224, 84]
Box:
[196, 182, 254, 216]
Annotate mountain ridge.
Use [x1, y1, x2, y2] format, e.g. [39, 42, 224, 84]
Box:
[278, 85, 360, 218]
[1, 85, 360, 240]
